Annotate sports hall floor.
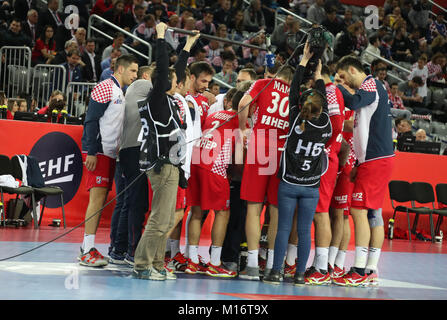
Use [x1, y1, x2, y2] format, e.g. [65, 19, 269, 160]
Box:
[1, 225, 446, 302]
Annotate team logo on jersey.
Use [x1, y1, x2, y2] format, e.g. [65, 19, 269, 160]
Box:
[96, 176, 102, 184]
[295, 125, 303, 135]
[29, 132, 83, 208]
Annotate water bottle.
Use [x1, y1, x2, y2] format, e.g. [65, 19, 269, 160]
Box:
[238, 242, 248, 273]
[51, 109, 58, 123]
[264, 35, 275, 68]
[388, 218, 395, 240]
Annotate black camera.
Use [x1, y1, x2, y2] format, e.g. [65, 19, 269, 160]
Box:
[304, 26, 330, 79]
[49, 99, 65, 111]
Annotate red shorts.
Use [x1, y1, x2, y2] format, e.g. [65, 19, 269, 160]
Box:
[82, 153, 115, 191]
[240, 162, 280, 206]
[316, 153, 339, 213]
[351, 157, 395, 210]
[331, 169, 354, 216]
[186, 165, 230, 211]
[148, 182, 186, 211]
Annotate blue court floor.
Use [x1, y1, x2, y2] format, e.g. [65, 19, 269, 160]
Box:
[0, 227, 446, 301]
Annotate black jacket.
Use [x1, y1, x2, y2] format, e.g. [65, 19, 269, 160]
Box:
[82, 51, 102, 82]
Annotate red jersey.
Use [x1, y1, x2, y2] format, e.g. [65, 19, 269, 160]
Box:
[342, 109, 356, 173]
[191, 110, 241, 179]
[246, 78, 290, 154]
[325, 82, 345, 157]
[186, 92, 210, 130]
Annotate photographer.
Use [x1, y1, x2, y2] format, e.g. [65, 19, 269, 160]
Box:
[263, 41, 331, 286]
[133, 22, 189, 281]
[37, 90, 68, 123]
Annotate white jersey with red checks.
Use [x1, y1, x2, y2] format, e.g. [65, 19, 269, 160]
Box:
[191, 110, 240, 179]
[186, 92, 210, 130]
[246, 78, 290, 153]
[325, 82, 345, 157]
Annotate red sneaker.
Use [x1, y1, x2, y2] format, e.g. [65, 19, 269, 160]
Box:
[331, 265, 347, 282]
[206, 263, 237, 278]
[367, 270, 379, 287]
[170, 252, 188, 273]
[304, 267, 331, 285]
[185, 258, 208, 275]
[284, 262, 296, 278]
[342, 268, 369, 287]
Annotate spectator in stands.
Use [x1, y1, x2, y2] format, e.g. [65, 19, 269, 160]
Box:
[398, 76, 424, 109]
[52, 39, 79, 65]
[6, 99, 18, 120]
[208, 81, 220, 96]
[203, 39, 222, 71]
[103, 0, 127, 32]
[22, 9, 39, 47]
[32, 25, 56, 66]
[164, 14, 180, 51]
[407, 28, 422, 57]
[213, 0, 233, 26]
[362, 35, 381, 65]
[242, 33, 266, 74]
[123, 3, 145, 30]
[415, 129, 427, 141]
[133, 14, 156, 43]
[90, 0, 113, 16]
[306, 0, 326, 25]
[430, 35, 447, 55]
[179, 7, 193, 28]
[147, 0, 168, 22]
[322, 7, 344, 37]
[100, 57, 117, 81]
[37, 0, 68, 50]
[60, 49, 83, 87]
[124, 0, 147, 15]
[216, 24, 229, 44]
[71, 28, 86, 55]
[427, 52, 447, 88]
[16, 99, 27, 112]
[228, 9, 245, 42]
[82, 38, 102, 83]
[102, 32, 129, 61]
[243, 0, 265, 32]
[389, 83, 412, 120]
[408, 0, 431, 33]
[215, 51, 238, 87]
[409, 55, 429, 103]
[395, 118, 414, 150]
[187, 47, 211, 65]
[392, 26, 414, 63]
[342, 8, 355, 30]
[271, 15, 297, 52]
[429, 13, 447, 40]
[14, 0, 37, 22]
[334, 23, 360, 58]
[379, 34, 394, 61]
[196, 7, 216, 37]
[375, 68, 391, 94]
[0, 17, 32, 48]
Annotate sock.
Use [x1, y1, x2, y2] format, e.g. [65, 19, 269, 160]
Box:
[365, 247, 381, 273]
[170, 239, 180, 258]
[286, 243, 297, 266]
[188, 245, 199, 264]
[328, 246, 339, 269]
[353, 246, 369, 276]
[266, 249, 274, 269]
[334, 250, 346, 269]
[210, 246, 222, 266]
[315, 247, 329, 272]
[247, 249, 259, 268]
[82, 234, 95, 253]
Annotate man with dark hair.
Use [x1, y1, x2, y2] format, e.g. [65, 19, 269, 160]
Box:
[322, 7, 344, 37]
[0, 18, 32, 47]
[78, 54, 138, 267]
[398, 76, 424, 109]
[82, 38, 102, 82]
[237, 68, 257, 83]
[102, 32, 129, 61]
[334, 55, 394, 286]
[60, 49, 83, 86]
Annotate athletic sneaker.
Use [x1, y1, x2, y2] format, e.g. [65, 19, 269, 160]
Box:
[342, 268, 369, 287]
[169, 252, 188, 273]
[367, 270, 379, 287]
[109, 251, 126, 265]
[239, 266, 260, 280]
[294, 272, 305, 286]
[124, 253, 134, 267]
[263, 269, 281, 285]
[206, 263, 237, 278]
[330, 265, 347, 283]
[164, 264, 177, 280]
[284, 262, 296, 278]
[185, 260, 208, 275]
[222, 261, 238, 272]
[79, 248, 109, 267]
[304, 266, 331, 285]
[133, 267, 166, 281]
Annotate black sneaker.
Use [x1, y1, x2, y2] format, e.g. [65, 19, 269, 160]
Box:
[109, 250, 126, 265]
[294, 272, 305, 286]
[263, 269, 281, 285]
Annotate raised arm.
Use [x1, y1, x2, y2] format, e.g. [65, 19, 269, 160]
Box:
[175, 31, 200, 82]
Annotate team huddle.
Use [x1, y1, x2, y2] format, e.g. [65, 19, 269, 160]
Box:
[78, 22, 395, 288]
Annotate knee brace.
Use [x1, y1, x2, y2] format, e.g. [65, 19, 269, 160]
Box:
[367, 208, 384, 228]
